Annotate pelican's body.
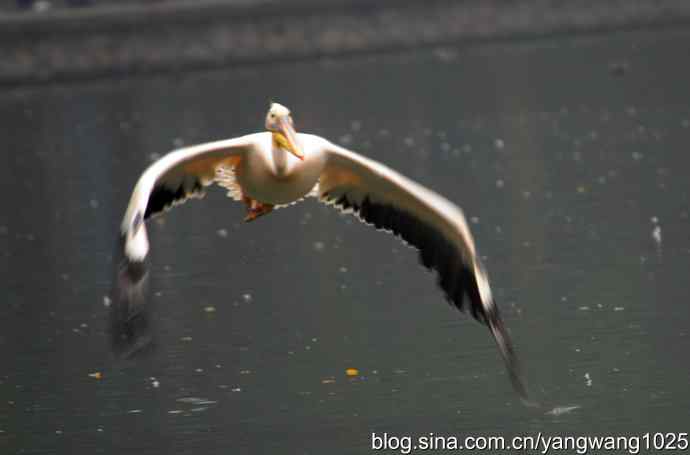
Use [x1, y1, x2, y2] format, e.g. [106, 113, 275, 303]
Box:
[235, 132, 326, 205]
[114, 103, 530, 402]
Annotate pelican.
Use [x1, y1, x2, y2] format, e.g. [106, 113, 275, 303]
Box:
[115, 102, 529, 400]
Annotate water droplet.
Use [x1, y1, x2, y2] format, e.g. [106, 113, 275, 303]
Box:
[546, 405, 581, 416]
[176, 397, 216, 405]
[652, 226, 662, 245]
[433, 47, 458, 62]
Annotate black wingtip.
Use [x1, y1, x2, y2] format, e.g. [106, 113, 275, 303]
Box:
[108, 235, 154, 358]
[460, 260, 534, 404]
[484, 304, 538, 407]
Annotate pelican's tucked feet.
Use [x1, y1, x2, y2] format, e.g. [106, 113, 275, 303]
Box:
[243, 202, 274, 222]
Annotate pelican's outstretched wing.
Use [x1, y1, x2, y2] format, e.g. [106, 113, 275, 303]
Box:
[316, 140, 528, 399]
[120, 134, 258, 262]
[111, 134, 257, 355]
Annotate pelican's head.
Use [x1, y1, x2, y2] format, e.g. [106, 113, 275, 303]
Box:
[265, 102, 304, 160]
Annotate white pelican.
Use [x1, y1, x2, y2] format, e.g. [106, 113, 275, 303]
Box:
[115, 102, 529, 400]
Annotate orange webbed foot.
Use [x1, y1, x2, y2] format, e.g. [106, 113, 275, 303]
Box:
[243, 198, 274, 222]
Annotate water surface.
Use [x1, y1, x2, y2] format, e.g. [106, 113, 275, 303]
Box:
[2, 26, 690, 454]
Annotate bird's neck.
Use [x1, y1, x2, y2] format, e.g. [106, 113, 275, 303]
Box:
[272, 132, 290, 176]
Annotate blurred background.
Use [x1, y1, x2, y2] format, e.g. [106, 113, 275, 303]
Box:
[2, 1, 690, 454]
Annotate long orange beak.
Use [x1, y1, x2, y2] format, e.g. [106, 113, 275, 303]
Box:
[277, 116, 304, 160]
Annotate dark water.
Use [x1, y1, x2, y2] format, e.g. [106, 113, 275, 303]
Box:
[3, 26, 690, 454]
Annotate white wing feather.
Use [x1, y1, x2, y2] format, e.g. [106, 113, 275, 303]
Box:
[120, 134, 259, 261]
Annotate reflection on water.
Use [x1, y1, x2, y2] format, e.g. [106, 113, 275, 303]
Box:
[3, 27, 690, 454]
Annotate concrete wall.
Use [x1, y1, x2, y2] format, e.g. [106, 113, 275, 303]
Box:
[2, 0, 690, 84]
